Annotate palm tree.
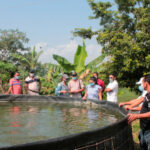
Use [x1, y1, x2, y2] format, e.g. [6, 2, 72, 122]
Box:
[12, 46, 43, 69]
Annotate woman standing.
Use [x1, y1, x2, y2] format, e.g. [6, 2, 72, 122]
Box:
[83, 77, 102, 101]
[55, 74, 69, 96]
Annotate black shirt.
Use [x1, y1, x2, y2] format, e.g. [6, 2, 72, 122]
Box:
[140, 92, 150, 132]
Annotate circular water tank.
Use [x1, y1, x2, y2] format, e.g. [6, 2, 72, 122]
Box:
[0, 95, 134, 150]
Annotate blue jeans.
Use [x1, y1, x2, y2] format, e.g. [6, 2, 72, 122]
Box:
[139, 130, 150, 150]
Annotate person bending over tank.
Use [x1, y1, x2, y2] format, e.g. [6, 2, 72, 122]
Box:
[6, 72, 22, 95]
[83, 77, 102, 101]
[119, 77, 147, 111]
[128, 74, 150, 150]
[25, 70, 41, 95]
[68, 71, 84, 98]
[55, 74, 69, 96]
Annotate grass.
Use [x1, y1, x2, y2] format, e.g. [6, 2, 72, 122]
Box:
[118, 88, 140, 150]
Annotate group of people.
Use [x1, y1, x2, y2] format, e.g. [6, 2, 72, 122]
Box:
[6, 70, 41, 95]
[56, 71, 118, 103]
[119, 75, 150, 150]
[5, 69, 150, 149]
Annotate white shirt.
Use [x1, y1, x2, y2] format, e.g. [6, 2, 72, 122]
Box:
[106, 80, 118, 103]
[137, 90, 147, 106]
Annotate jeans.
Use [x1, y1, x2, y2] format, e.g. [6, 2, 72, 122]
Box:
[139, 130, 150, 150]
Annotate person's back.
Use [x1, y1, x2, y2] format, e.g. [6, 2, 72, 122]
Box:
[97, 78, 105, 90]
[92, 72, 105, 91]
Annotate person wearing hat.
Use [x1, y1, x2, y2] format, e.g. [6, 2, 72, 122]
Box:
[55, 74, 69, 96]
[128, 74, 150, 150]
[68, 71, 84, 98]
[25, 70, 41, 95]
[119, 77, 147, 111]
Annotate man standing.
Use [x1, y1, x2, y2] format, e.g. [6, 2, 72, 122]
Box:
[128, 75, 150, 150]
[6, 72, 22, 95]
[68, 72, 84, 98]
[105, 74, 118, 103]
[25, 70, 41, 95]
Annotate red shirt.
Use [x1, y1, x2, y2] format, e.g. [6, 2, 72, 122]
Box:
[97, 79, 105, 91]
[9, 78, 22, 95]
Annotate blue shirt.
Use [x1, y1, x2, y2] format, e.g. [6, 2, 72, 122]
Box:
[86, 84, 102, 101]
[55, 82, 69, 96]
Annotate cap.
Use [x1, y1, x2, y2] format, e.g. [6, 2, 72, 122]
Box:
[136, 77, 143, 85]
[71, 71, 77, 76]
[63, 74, 69, 79]
[29, 70, 35, 73]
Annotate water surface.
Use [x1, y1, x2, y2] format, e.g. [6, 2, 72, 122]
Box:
[0, 101, 123, 147]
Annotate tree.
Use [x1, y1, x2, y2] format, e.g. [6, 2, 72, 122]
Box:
[0, 29, 29, 62]
[0, 61, 16, 93]
[12, 46, 43, 70]
[53, 40, 106, 74]
[73, 0, 150, 89]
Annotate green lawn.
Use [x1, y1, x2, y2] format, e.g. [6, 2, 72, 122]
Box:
[118, 88, 140, 149]
[118, 88, 139, 103]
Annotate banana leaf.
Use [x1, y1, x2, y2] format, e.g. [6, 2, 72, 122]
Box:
[86, 53, 106, 70]
[74, 40, 88, 73]
[53, 54, 74, 72]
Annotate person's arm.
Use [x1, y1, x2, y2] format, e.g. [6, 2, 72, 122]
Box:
[71, 80, 84, 94]
[129, 105, 142, 111]
[73, 88, 84, 93]
[25, 83, 28, 94]
[6, 80, 13, 94]
[39, 80, 41, 92]
[105, 82, 117, 92]
[99, 90, 102, 101]
[124, 97, 144, 110]
[105, 88, 112, 92]
[6, 86, 12, 94]
[128, 112, 150, 124]
[83, 91, 87, 100]
[119, 98, 137, 107]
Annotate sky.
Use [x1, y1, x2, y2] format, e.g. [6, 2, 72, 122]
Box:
[0, 0, 113, 64]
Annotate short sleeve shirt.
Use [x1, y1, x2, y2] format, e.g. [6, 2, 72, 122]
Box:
[140, 93, 150, 132]
[86, 84, 102, 101]
[106, 80, 118, 103]
[68, 79, 84, 98]
[25, 76, 40, 92]
[55, 82, 69, 96]
[9, 78, 22, 95]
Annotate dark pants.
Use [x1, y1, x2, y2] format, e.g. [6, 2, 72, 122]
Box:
[139, 130, 150, 150]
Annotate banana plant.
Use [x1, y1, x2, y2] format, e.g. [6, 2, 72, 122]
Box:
[53, 40, 106, 74]
[12, 46, 43, 69]
[53, 40, 88, 73]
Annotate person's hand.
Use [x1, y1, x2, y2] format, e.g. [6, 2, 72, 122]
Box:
[60, 90, 67, 94]
[124, 105, 132, 111]
[128, 113, 139, 124]
[119, 102, 125, 107]
[70, 90, 78, 94]
[69, 91, 74, 94]
[82, 97, 86, 101]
